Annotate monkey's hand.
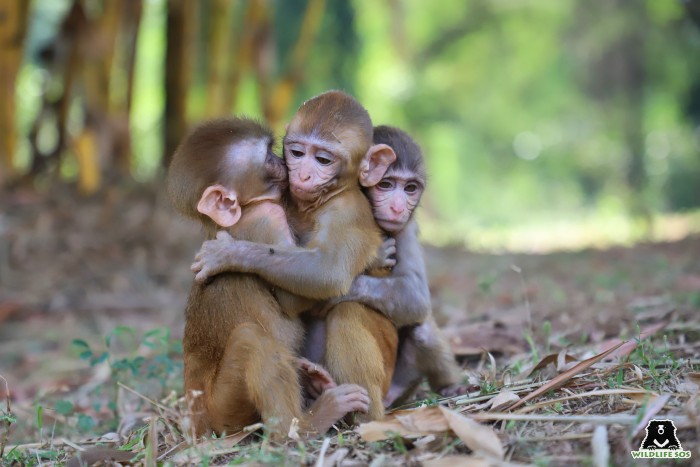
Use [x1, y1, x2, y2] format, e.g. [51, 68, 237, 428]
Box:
[367, 237, 396, 271]
[298, 358, 336, 400]
[307, 384, 370, 433]
[191, 231, 238, 283]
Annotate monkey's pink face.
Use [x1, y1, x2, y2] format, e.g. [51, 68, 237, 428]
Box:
[283, 135, 345, 202]
[366, 169, 423, 233]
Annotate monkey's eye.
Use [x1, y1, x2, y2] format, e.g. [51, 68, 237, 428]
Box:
[289, 149, 304, 158]
[316, 155, 332, 165]
[405, 183, 419, 194]
[377, 180, 393, 190]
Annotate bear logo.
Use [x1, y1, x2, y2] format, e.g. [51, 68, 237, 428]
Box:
[640, 419, 681, 450]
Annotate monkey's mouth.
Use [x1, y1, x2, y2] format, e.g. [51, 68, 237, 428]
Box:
[290, 184, 317, 201]
[375, 217, 405, 232]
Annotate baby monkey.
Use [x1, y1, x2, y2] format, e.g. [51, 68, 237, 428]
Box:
[331, 125, 467, 405]
[168, 117, 369, 439]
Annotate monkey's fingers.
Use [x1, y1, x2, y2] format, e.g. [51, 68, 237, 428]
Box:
[298, 358, 337, 390]
[194, 268, 211, 284]
[333, 385, 371, 413]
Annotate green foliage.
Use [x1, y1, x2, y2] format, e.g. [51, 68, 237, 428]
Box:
[630, 332, 682, 387]
[15, 0, 700, 248]
[14, 326, 186, 440]
[72, 325, 183, 392]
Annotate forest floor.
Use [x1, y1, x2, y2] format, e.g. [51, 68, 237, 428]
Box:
[0, 184, 699, 466]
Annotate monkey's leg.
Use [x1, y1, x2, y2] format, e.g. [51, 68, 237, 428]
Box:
[209, 322, 304, 438]
[324, 302, 398, 420]
[413, 317, 465, 394]
[383, 328, 422, 408]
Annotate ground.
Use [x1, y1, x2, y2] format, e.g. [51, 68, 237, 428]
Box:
[0, 184, 698, 466]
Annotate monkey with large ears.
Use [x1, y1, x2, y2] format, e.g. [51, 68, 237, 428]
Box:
[330, 125, 469, 405]
[191, 91, 400, 421]
[168, 117, 370, 439]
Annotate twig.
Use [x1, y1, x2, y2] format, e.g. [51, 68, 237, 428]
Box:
[0, 374, 12, 459]
[4, 438, 119, 452]
[315, 437, 331, 467]
[470, 412, 689, 426]
[60, 438, 85, 452]
[117, 382, 178, 417]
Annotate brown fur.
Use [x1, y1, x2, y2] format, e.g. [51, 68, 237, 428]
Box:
[171, 118, 349, 439]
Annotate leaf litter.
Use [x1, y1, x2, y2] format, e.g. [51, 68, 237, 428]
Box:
[1, 186, 700, 465]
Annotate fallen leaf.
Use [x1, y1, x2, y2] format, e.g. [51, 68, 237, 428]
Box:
[358, 406, 503, 460]
[489, 389, 520, 411]
[357, 407, 448, 442]
[530, 352, 577, 375]
[438, 406, 504, 460]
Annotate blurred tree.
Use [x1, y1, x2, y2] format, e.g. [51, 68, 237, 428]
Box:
[164, 0, 196, 169]
[0, 0, 29, 183]
[20, 0, 142, 195]
[163, 0, 326, 167]
[573, 1, 651, 231]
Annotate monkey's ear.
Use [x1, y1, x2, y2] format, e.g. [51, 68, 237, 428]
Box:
[359, 143, 397, 187]
[197, 184, 242, 227]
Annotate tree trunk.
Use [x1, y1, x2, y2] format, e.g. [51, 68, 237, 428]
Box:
[163, 0, 197, 168]
[205, 0, 234, 117]
[0, 0, 29, 184]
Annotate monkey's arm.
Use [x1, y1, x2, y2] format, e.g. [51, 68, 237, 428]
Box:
[192, 208, 376, 300]
[336, 221, 431, 327]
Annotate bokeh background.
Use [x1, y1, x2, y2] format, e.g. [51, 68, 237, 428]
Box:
[2, 2, 700, 460]
[3, 0, 700, 250]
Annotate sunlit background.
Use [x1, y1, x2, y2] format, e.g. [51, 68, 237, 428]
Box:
[3, 0, 700, 251]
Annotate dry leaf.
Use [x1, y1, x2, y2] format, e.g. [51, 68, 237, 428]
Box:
[438, 406, 504, 460]
[530, 352, 577, 375]
[357, 407, 448, 441]
[489, 389, 520, 411]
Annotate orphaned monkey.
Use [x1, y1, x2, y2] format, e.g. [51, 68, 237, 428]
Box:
[192, 91, 399, 420]
[168, 117, 370, 438]
[330, 125, 468, 405]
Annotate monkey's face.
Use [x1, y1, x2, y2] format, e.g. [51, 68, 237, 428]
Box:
[366, 168, 424, 233]
[282, 133, 346, 202]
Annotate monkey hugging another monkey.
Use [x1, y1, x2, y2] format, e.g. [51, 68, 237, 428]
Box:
[167, 117, 370, 439]
[172, 90, 467, 440]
